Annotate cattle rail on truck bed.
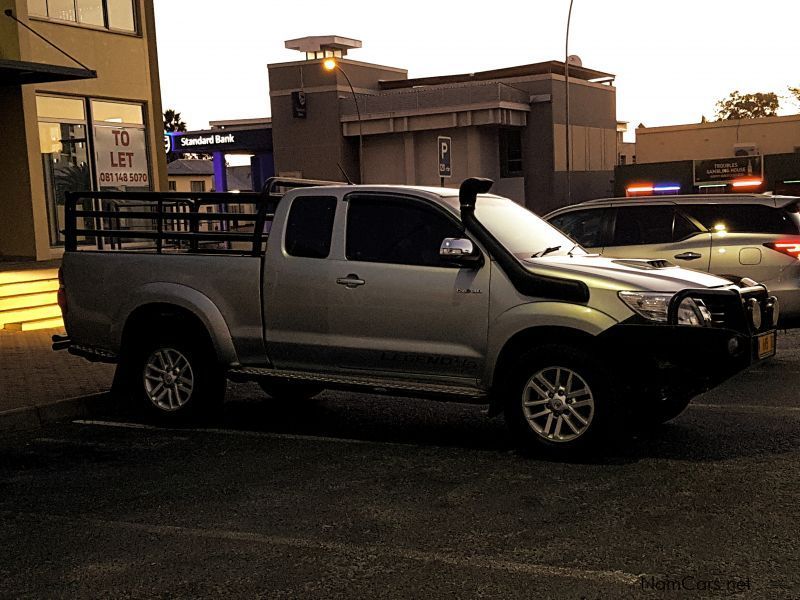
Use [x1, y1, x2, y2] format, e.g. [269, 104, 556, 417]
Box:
[63, 177, 342, 256]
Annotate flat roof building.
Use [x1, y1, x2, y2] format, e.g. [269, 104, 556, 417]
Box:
[268, 37, 618, 214]
[615, 115, 800, 197]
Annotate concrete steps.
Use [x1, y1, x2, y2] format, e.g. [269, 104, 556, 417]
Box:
[0, 268, 64, 331]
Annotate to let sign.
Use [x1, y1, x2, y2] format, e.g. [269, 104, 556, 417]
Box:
[95, 126, 149, 187]
[438, 136, 452, 178]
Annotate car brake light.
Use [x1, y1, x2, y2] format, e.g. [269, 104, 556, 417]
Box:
[57, 266, 67, 315]
[764, 240, 800, 259]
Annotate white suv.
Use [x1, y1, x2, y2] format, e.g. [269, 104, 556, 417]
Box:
[544, 194, 800, 327]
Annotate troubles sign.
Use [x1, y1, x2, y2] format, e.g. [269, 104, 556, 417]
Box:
[693, 156, 763, 184]
[95, 126, 149, 187]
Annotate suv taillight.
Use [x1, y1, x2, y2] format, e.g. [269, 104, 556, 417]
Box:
[763, 240, 800, 259]
[57, 266, 67, 315]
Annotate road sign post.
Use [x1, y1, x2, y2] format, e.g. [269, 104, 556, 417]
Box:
[438, 136, 452, 186]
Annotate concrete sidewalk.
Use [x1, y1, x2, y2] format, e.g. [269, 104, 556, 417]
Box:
[0, 327, 115, 431]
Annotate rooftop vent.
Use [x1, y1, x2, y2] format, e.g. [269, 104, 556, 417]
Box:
[284, 36, 362, 61]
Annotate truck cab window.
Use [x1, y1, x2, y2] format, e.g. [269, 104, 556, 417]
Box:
[285, 196, 337, 258]
[346, 195, 463, 267]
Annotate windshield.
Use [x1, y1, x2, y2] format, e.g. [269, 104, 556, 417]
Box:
[463, 195, 588, 259]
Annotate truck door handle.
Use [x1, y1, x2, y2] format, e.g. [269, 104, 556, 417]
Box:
[336, 274, 365, 288]
[674, 252, 702, 260]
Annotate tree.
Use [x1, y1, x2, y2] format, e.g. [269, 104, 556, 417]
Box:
[163, 108, 212, 162]
[714, 90, 780, 120]
[163, 109, 187, 163]
[789, 86, 800, 108]
[163, 108, 186, 133]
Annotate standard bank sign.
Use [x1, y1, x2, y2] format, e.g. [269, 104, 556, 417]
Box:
[179, 133, 236, 148]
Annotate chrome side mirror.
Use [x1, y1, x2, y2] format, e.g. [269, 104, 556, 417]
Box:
[440, 238, 481, 266]
[440, 238, 474, 256]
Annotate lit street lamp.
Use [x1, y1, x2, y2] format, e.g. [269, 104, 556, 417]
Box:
[323, 58, 364, 183]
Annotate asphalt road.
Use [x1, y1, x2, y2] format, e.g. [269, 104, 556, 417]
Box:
[2, 332, 800, 598]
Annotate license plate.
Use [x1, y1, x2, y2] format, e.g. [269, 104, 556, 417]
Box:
[756, 331, 776, 359]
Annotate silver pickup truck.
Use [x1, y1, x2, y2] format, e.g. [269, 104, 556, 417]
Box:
[55, 177, 778, 455]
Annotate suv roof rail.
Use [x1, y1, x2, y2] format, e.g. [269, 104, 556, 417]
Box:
[261, 176, 348, 197]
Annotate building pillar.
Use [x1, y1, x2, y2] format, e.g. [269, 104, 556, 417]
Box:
[212, 151, 227, 192]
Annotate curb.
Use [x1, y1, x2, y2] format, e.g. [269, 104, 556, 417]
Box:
[0, 391, 115, 432]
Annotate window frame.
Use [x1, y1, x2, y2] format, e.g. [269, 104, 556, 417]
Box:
[499, 128, 524, 178]
[284, 195, 338, 260]
[344, 192, 476, 269]
[27, 0, 140, 35]
[607, 204, 706, 247]
[548, 207, 612, 249]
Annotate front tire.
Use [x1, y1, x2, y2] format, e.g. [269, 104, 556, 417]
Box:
[503, 344, 612, 455]
[127, 329, 226, 422]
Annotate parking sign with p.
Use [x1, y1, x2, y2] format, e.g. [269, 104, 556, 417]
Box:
[438, 136, 452, 178]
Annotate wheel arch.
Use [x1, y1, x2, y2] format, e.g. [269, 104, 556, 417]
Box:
[114, 283, 238, 366]
[487, 325, 597, 417]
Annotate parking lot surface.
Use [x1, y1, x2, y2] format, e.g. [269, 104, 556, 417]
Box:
[1, 332, 800, 598]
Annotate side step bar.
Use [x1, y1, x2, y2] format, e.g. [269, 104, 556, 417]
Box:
[228, 366, 487, 402]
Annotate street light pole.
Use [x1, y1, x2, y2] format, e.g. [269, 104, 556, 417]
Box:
[323, 58, 364, 183]
[565, 0, 575, 205]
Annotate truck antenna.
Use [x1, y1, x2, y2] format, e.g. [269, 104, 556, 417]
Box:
[337, 163, 355, 185]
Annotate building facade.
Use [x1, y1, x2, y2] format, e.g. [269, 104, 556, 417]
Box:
[615, 115, 800, 197]
[267, 37, 618, 215]
[0, 0, 166, 261]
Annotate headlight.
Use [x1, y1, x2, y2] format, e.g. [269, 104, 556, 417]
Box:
[618, 291, 673, 322]
[677, 297, 712, 327]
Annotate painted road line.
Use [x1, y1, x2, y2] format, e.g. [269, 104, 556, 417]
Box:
[4, 511, 640, 586]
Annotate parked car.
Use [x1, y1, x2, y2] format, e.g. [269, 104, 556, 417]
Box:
[54, 179, 778, 455]
[544, 194, 800, 327]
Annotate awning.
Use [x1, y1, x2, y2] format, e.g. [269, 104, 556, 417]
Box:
[0, 58, 96, 86]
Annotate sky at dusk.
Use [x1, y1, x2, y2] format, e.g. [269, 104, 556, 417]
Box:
[153, 0, 800, 139]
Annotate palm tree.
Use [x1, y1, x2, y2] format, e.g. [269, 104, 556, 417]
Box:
[164, 109, 187, 163]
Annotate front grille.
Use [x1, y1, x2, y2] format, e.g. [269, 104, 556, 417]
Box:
[699, 295, 738, 329]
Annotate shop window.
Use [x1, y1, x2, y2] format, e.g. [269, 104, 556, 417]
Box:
[500, 129, 523, 177]
[37, 95, 152, 248]
[92, 100, 150, 192]
[37, 96, 89, 246]
[28, 0, 137, 32]
[91, 100, 144, 125]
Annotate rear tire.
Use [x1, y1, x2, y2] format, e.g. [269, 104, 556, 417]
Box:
[502, 344, 615, 456]
[125, 328, 226, 423]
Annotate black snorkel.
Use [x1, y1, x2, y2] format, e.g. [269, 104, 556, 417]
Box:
[459, 177, 589, 303]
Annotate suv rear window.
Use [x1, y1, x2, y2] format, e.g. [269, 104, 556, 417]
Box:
[683, 204, 799, 234]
